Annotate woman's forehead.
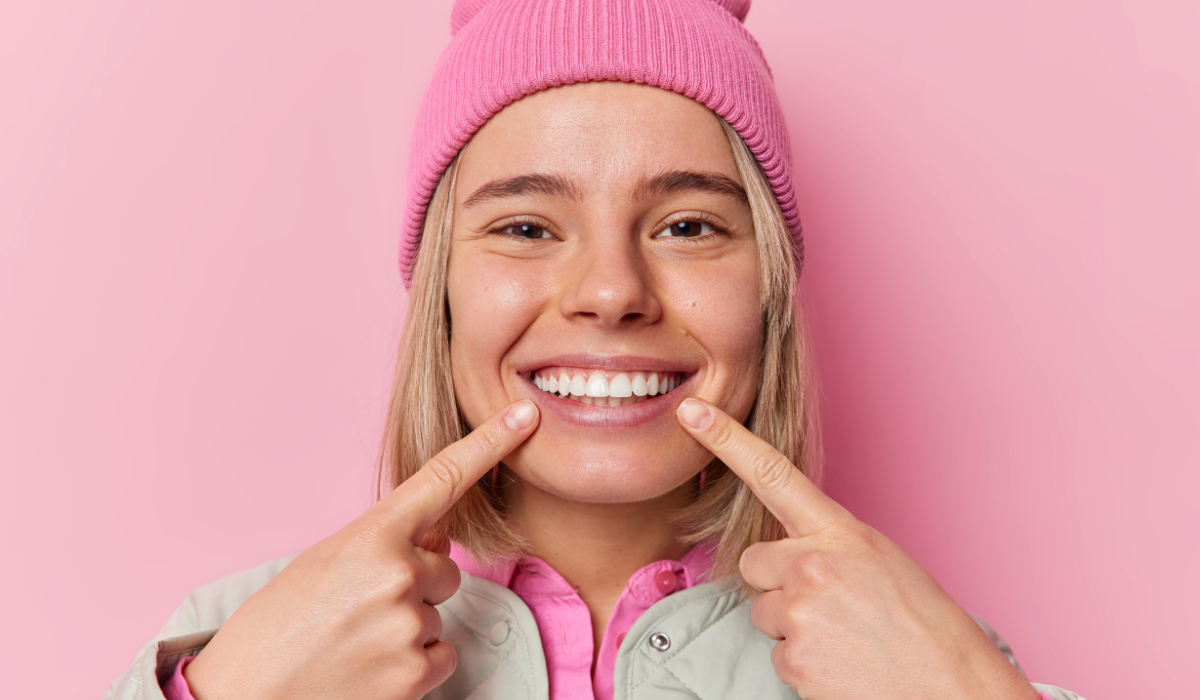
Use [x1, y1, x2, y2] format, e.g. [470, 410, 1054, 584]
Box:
[456, 82, 740, 199]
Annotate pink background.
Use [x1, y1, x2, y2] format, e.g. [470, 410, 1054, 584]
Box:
[1, 1, 1196, 697]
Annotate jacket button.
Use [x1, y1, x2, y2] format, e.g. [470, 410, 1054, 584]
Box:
[648, 632, 671, 652]
[489, 620, 510, 646]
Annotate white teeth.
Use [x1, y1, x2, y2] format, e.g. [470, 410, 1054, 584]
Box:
[532, 369, 684, 405]
[609, 373, 633, 397]
[585, 372, 609, 397]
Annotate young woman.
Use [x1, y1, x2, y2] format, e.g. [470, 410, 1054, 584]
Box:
[108, 1, 1081, 698]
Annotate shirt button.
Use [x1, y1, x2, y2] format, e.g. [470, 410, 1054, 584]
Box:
[649, 632, 671, 652]
[654, 570, 678, 595]
[489, 620, 510, 646]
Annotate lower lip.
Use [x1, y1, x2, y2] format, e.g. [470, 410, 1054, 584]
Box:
[520, 376, 692, 428]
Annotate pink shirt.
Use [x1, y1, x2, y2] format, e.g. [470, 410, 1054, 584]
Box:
[161, 545, 1055, 700]
[450, 541, 715, 700]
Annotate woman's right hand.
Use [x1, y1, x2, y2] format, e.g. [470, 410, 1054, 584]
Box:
[182, 400, 540, 700]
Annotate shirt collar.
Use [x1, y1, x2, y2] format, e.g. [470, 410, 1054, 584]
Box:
[449, 538, 717, 595]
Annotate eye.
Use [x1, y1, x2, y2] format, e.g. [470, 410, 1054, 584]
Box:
[655, 219, 717, 239]
[497, 223, 554, 240]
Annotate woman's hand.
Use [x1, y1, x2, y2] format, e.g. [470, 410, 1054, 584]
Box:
[183, 400, 540, 700]
[676, 398, 1039, 700]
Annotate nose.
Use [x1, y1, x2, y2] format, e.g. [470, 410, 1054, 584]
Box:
[559, 234, 662, 329]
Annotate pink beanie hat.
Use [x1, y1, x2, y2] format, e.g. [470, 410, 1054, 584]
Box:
[401, 0, 801, 281]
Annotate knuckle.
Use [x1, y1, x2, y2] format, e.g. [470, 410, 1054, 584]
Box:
[798, 550, 840, 587]
[387, 557, 420, 595]
[771, 641, 807, 686]
[783, 600, 811, 630]
[854, 521, 883, 549]
[749, 451, 795, 493]
[395, 604, 425, 637]
[425, 454, 467, 499]
[477, 422, 506, 452]
[708, 421, 739, 451]
[783, 552, 808, 580]
[833, 519, 878, 552]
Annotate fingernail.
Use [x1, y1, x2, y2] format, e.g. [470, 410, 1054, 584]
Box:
[678, 398, 713, 430]
[504, 400, 538, 430]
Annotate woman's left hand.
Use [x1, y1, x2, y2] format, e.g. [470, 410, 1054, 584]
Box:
[676, 398, 1039, 700]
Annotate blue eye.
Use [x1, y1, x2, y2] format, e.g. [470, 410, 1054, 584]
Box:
[658, 220, 715, 238]
[500, 223, 553, 239]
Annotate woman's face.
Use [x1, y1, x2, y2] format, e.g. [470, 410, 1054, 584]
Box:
[447, 81, 762, 503]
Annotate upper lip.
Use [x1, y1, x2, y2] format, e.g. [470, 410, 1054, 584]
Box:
[513, 353, 698, 375]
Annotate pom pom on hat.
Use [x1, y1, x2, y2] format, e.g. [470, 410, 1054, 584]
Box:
[404, 0, 799, 283]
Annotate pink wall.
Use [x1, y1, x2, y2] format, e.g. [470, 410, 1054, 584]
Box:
[0, 1, 1194, 698]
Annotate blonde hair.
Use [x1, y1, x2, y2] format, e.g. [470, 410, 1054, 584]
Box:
[378, 117, 821, 584]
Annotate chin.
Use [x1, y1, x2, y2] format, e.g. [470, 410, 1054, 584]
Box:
[504, 435, 709, 503]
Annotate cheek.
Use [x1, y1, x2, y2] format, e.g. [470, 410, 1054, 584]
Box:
[446, 254, 546, 425]
[665, 262, 763, 411]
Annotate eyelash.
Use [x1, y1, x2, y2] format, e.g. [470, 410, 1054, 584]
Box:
[487, 218, 556, 241]
[652, 213, 725, 242]
[486, 213, 727, 242]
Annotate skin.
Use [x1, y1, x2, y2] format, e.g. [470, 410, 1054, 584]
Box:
[677, 398, 1040, 700]
[446, 82, 762, 647]
[183, 82, 1038, 700]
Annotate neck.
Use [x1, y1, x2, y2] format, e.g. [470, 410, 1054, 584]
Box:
[501, 473, 693, 659]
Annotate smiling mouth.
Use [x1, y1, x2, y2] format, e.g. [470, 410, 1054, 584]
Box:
[530, 367, 686, 406]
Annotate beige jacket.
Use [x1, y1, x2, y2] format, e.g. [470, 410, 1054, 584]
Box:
[105, 556, 1084, 700]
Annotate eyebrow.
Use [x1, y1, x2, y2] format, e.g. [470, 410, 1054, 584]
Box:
[462, 174, 583, 208]
[459, 169, 747, 208]
[633, 170, 747, 203]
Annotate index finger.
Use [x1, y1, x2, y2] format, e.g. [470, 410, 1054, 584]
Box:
[676, 398, 845, 538]
[377, 399, 540, 542]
